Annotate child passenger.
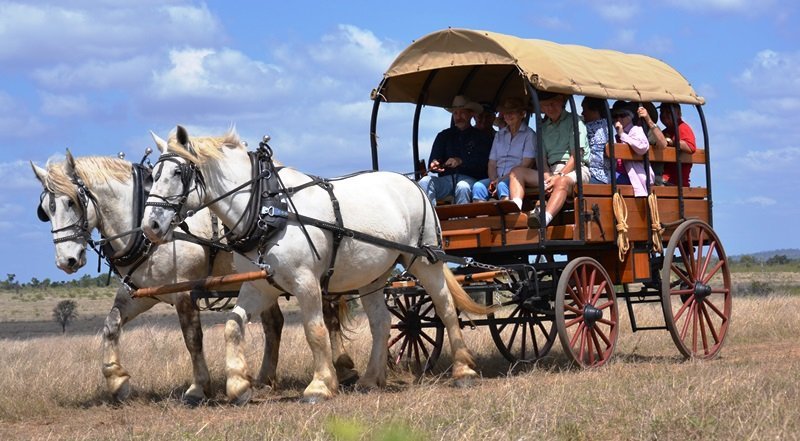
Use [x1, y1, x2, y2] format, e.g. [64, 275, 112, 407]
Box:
[581, 97, 611, 184]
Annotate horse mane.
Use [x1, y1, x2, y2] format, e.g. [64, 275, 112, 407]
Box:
[166, 127, 245, 165]
[44, 156, 132, 201]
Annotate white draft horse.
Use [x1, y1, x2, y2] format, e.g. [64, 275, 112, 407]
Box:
[32, 153, 357, 404]
[141, 126, 491, 404]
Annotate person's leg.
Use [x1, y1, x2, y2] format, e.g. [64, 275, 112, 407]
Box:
[454, 175, 476, 204]
[471, 178, 491, 202]
[496, 178, 510, 200]
[509, 167, 540, 209]
[417, 176, 437, 206]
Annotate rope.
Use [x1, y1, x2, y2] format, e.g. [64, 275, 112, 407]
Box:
[612, 192, 630, 262]
[648, 192, 665, 253]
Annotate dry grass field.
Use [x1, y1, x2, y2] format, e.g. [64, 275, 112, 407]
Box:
[0, 272, 798, 440]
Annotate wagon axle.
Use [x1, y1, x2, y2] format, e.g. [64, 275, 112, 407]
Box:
[693, 281, 711, 301]
[582, 304, 603, 327]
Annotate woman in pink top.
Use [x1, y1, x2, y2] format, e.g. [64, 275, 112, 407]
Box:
[612, 101, 653, 196]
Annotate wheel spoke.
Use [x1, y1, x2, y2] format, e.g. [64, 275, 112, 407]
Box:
[497, 305, 522, 333]
[564, 303, 582, 314]
[419, 301, 435, 318]
[694, 227, 706, 277]
[388, 330, 407, 347]
[698, 240, 715, 280]
[703, 298, 728, 321]
[671, 263, 695, 286]
[417, 336, 432, 359]
[699, 301, 720, 344]
[419, 329, 437, 346]
[591, 329, 605, 362]
[702, 259, 725, 285]
[596, 317, 617, 327]
[528, 320, 540, 357]
[587, 267, 597, 302]
[670, 288, 695, 296]
[506, 321, 521, 349]
[594, 325, 612, 347]
[568, 281, 584, 308]
[565, 314, 584, 329]
[678, 240, 696, 280]
[679, 300, 696, 341]
[570, 322, 585, 348]
[698, 303, 709, 355]
[595, 299, 614, 311]
[672, 295, 694, 322]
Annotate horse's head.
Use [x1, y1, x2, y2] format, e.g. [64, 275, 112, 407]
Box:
[142, 125, 205, 244]
[31, 150, 98, 273]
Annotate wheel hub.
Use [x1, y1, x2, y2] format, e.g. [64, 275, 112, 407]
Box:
[694, 281, 711, 301]
[583, 304, 603, 327]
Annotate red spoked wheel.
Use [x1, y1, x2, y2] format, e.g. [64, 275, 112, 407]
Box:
[385, 288, 443, 375]
[661, 220, 731, 359]
[555, 257, 619, 368]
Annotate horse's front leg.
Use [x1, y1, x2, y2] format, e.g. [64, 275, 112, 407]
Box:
[295, 280, 338, 403]
[255, 300, 283, 390]
[175, 293, 211, 406]
[101, 287, 158, 401]
[223, 281, 270, 405]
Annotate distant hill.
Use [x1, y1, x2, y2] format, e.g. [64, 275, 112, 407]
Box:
[731, 248, 800, 262]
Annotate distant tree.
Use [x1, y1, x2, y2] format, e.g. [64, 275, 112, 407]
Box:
[53, 300, 79, 334]
[766, 255, 790, 266]
[41, 278, 51, 290]
[739, 255, 757, 267]
[30, 277, 40, 288]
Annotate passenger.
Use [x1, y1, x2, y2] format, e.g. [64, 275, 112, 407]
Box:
[418, 95, 493, 205]
[659, 103, 697, 187]
[508, 91, 589, 228]
[637, 102, 668, 185]
[474, 104, 498, 138]
[472, 97, 536, 202]
[581, 97, 611, 184]
[612, 101, 653, 196]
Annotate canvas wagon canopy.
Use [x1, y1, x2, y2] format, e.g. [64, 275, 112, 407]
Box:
[377, 28, 704, 107]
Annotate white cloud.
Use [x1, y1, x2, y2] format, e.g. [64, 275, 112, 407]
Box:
[0, 1, 223, 67]
[665, 0, 775, 13]
[734, 147, 800, 171]
[534, 16, 571, 31]
[596, 4, 639, 21]
[40, 93, 89, 117]
[32, 56, 156, 90]
[310, 25, 400, 78]
[734, 49, 800, 99]
[733, 196, 777, 207]
[0, 160, 42, 189]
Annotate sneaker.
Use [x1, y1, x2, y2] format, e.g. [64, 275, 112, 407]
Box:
[527, 206, 541, 228]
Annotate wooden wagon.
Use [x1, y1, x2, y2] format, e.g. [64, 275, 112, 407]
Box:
[368, 28, 731, 370]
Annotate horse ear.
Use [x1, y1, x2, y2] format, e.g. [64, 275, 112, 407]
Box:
[176, 125, 197, 156]
[30, 161, 48, 185]
[150, 131, 169, 153]
[64, 149, 77, 178]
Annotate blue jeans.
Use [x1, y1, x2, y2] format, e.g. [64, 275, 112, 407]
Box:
[472, 178, 510, 201]
[418, 174, 476, 206]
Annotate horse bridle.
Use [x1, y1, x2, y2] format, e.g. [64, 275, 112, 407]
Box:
[37, 177, 95, 245]
[144, 152, 205, 226]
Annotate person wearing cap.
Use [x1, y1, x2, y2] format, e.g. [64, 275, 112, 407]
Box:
[612, 100, 653, 197]
[638, 102, 668, 185]
[659, 103, 697, 187]
[474, 104, 498, 138]
[508, 91, 589, 228]
[418, 95, 493, 205]
[472, 97, 536, 202]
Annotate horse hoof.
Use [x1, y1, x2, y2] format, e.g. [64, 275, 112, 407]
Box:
[338, 371, 360, 388]
[453, 376, 476, 389]
[230, 388, 253, 406]
[182, 393, 205, 408]
[112, 381, 131, 402]
[299, 394, 329, 404]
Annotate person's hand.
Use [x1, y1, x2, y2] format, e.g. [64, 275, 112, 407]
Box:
[443, 157, 462, 169]
[614, 121, 624, 134]
[488, 179, 497, 195]
[544, 175, 556, 195]
[637, 106, 651, 124]
[665, 137, 674, 146]
[429, 160, 445, 173]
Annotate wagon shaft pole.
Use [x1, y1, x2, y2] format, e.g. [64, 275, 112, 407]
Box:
[454, 270, 507, 284]
[131, 269, 270, 298]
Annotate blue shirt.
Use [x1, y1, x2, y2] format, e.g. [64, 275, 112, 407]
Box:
[490, 123, 536, 178]
[586, 119, 611, 184]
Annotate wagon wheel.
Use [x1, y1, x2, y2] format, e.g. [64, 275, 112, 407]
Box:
[555, 257, 619, 368]
[385, 289, 444, 375]
[661, 220, 731, 359]
[486, 288, 557, 363]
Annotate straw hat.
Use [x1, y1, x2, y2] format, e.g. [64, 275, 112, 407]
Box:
[447, 95, 483, 114]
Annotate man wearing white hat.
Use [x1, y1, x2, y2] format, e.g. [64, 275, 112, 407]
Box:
[419, 95, 493, 205]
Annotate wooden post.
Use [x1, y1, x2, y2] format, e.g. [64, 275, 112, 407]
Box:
[131, 269, 270, 298]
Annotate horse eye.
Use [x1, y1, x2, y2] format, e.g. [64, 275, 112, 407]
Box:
[173, 168, 182, 176]
[67, 200, 75, 207]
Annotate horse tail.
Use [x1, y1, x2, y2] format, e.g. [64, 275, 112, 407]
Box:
[322, 297, 353, 338]
[443, 265, 496, 315]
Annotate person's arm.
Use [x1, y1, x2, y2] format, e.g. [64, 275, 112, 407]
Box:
[619, 126, 650, 155]
[487, 159, 498, 181]
[676, 123, 697, 154]
[428, 131, 447, 172]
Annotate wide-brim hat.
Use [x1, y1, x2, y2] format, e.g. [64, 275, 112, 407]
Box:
[497, 97, 529, 113]
[447, 95, 483, 114]
[611, 100, 636, 118]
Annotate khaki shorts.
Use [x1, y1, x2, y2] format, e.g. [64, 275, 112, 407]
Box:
[553, 163, 591, 186]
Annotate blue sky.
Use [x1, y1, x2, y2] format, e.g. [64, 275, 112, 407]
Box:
[2, 0, 798, 283]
